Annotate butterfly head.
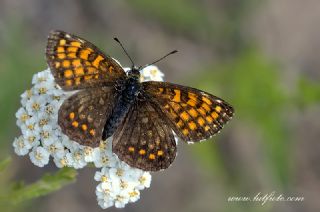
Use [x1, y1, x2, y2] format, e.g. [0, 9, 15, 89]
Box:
[128, 66, 141, 80]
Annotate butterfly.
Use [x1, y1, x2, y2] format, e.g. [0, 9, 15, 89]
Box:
[46, 30, 234, 171]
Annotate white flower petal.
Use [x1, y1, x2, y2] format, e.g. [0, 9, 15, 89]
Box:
[29, 146, 50, 167]
[13, 136, 31, 155]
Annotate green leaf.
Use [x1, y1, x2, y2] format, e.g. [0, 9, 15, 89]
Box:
[0, 156, 11, 172]
[0, 167, 77, 205]
[296, 77, 320, 107]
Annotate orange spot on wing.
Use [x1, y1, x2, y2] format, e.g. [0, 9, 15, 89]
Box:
[72, 59, 81, 67]
[198, 107, 206, 115]
[62, 60, 70, 68]
[157, 150, 164, 156]
[204, 125, 210, 131]
[57, 47, 64, 53]
[211, 112, 219, 119]
[188, 92, 197, 101]
[182, 128, 189, 136]
[197, 117, 205, 126]
[74, 77, 81, 85]
[68, 52, 77, 59]
[89, 129, 96, 136]
[180, 111, 190, 121]
[149, 154, 155, 160]
[158, 88, 164, 94]
[171, 103, 181, 112]
[177, 120, 184, 128]
[202, 103, 211, 112]
[57, 53, 66, 59]
[92, 55, 104, 68]
[128, 147, 135, 152]
[139, 149, 146, 155]
[69, 112, 75, 120]
[206, 116, 213, 123]
[187, 99, 196, 107]
[80, 49, 91, 60]
[188, 108, 198, 117]
[188, 121, 197, 130]
[64, 70, 73, 78]
[67, 46, 78, 52]
[84, 75, 93, 81]
[87, 67, 96, 74]
[70, 41, 81, 47]
[75, 67, 84, 76]
[215, 106, 222, 113]
[59, 39, 66, 45]
[202, 96, 212, 105]
[173, 89, 181, 102]
[72, 121, 79, 127]
[65, 80, 73, 86]
[55, 62, 61, 68]
[81, 124, 88, 131]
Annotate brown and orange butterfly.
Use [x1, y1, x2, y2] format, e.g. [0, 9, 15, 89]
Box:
[46, 30, 234, 171]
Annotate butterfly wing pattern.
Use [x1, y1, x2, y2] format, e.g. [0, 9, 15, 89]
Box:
[58, 87, 117, 147]
[46, 30, 126, 90]
[46, 30, 125, 147]
[112, 100, 177, 171]
[143, 82, 234, 143]
[47, 30, 234, 172]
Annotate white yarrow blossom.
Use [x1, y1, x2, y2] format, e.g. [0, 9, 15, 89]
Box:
[13, 65, 164, 209]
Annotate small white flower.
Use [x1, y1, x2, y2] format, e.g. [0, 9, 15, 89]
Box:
[20, 116, 39, 133]
[96, 182, 114, 209]
[70, 150, 87, 169]
[13, 136, 31, 156]
[141, 65, 164, 81]
[22, 130, 40, 148]
[29, 146, 50, 167]
[136, 172, 152, 189]
[15, 107, 30, 127]
[31, 70, 52, 84]
[93, 148, 117, 168]
[112, 193, 130, 208]
[39, 125, 54, 142]
[53, 151, 74, 168]
[33, 81, 54, 96]
[25, 95, 46, 115]
[83, 146, 95, 162]
[20, 89, 33, 106]
[128, 189, 140, 203]
[94, 167, 111, 182]
[46, 141, 65, 158]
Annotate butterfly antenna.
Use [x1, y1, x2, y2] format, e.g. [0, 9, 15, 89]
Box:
[114, 37, 135, 67]
[141, 50, 178, 69]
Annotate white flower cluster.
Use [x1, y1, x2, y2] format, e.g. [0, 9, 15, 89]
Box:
[13, 65, 164, 209]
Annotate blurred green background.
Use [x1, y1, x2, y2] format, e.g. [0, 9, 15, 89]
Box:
[0, 0, 319, 211]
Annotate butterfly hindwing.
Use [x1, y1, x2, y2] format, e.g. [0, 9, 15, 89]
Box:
[46, 30, 126, 90]
[112, 100, 177, 171]
[143, 81, 234, 143]
[58, 87, 117, 147]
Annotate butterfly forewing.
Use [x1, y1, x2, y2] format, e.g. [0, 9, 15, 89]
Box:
[143, 81, 234, 142]
[46, 30, 126, 90]
[58, 87, 117, 147]
[112, 100, 177, 171]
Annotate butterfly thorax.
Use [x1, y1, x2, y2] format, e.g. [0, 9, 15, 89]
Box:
[102, 68, 142, 140]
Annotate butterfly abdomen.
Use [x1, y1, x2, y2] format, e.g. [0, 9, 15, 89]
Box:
[102, 77, 141, 140]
